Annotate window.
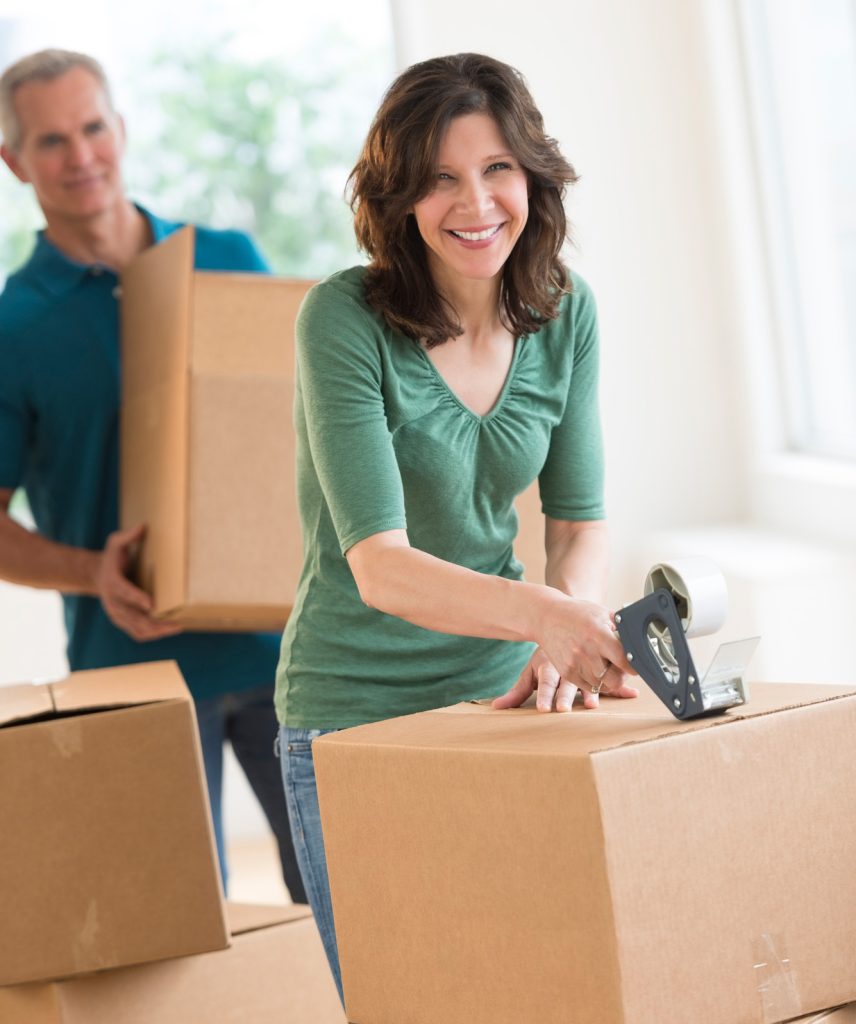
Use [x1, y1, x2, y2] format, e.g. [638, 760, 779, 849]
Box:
[0, 0, 395, 283]
[739, 0, 856, 460]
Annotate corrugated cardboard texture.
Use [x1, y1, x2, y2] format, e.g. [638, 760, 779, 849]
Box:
[120, 226, 193, 614]
[120, 228, 312, 630]
[314, 682, 856, 1024]
[0, 663, 227, 987]
[0, 902, 345, 1024]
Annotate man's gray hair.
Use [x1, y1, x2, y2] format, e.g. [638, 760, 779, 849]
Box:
[0, 49, 114, 151]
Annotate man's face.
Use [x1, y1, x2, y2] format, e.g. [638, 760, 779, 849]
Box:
[1, 65, 125, 223]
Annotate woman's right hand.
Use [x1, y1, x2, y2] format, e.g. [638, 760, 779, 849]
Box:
[493, 593, 638, 712]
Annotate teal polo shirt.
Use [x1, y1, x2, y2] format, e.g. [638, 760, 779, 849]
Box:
[0, 207, 281, 699]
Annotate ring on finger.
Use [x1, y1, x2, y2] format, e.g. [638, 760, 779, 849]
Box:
[590, 664, 609, 696]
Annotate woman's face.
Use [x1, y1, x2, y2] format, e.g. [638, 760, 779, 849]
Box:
[412, 111, 529, 293]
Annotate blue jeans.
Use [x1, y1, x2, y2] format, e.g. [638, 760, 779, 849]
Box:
[195, 685, 307, 904]
[279, 725, 343, 1005]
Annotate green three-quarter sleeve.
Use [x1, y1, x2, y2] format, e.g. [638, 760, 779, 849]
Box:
[538, 275, 605, 521]
[295, 281, 408, 554]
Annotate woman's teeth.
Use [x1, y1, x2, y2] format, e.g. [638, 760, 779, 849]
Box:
[449, 225, 501, 241]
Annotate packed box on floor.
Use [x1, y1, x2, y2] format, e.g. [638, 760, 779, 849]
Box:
[314, 681, 856, 1024]
[0, 903, 345, 1023]
[120, 225, 313, 631]
[0, 661, 226, 987]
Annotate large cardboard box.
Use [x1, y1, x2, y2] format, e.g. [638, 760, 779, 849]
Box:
[0, 662, 227, 987]
[791, 1006, 856, 1023]
[0, 903, 345, 1023]
[120, 226, 313, 631]
[314, 682, 856, 1024]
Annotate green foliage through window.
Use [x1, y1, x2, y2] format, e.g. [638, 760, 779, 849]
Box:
[125, 32, 387, 277]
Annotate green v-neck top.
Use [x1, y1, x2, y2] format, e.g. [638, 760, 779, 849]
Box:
[275, 264, 604, 728]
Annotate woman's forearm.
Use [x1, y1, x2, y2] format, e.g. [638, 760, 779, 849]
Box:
[348, 530, 567, 645]
[544, 519, 610, 604]
[348, 525, 631, 691]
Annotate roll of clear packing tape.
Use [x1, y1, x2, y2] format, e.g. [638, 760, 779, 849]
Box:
[643, 557, 728, 638]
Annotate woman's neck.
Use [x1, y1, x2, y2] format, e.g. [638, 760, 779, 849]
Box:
[433, 267, 505, 343]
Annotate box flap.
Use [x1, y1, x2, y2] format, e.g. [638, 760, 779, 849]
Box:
[120, 226, 193, 614]
[0, 682, 55, 728]
[50, 662, 189, 714]
[226, 902, 312, 936]
[121, 226, 195, 391]
[317, 682, 856, 760]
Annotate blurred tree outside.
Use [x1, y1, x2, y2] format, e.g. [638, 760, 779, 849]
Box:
[0, 173, 41, 285]
[125, 31, 382, 277]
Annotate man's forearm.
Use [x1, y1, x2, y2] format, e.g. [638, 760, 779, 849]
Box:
[0, 513, 99, 594]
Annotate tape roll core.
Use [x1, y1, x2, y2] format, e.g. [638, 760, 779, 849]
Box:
[643, 557, 728, 637]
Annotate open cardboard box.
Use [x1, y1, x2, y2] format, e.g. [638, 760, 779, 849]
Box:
[120, 226, 313, 631]
[0, 661, 227, 986]
[0, 903, 345, 1023]
[314, 681, 856, 1024]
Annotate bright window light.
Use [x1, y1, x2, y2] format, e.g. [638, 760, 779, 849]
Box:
[740, 0, 856, 459]
[0, 0, 395, 281]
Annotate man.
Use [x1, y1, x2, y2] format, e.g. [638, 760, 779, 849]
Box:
[0, 48, 306, 902]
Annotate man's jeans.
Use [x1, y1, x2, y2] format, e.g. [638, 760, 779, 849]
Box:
[195, 685, 307, 904]
[279, 725, 344, 1005]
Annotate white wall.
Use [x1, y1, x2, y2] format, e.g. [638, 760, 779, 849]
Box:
[393, 0, 749, 572]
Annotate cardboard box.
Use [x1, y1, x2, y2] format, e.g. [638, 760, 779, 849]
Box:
[791, 1006, 856, 1023]
[314, 682, 856, 1024]
[0, 662, 227, 987]
[0, 903, 345, 1023]
[120, 226, 313, 631]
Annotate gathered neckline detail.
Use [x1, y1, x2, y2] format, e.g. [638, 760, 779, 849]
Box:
[412, 336, 526, 425]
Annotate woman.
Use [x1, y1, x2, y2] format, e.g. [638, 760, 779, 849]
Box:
[276, 52, 638, 1000]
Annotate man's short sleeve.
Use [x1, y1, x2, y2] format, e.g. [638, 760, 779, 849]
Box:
[192, 227, 271, 274]
[296, 280, 407, 554]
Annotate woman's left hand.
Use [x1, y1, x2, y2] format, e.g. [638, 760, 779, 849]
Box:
[492, 645, 639, 712]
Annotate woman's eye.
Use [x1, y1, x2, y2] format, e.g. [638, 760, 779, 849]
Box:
[487, 162, 512, 173]
[437, 172, 454, 181]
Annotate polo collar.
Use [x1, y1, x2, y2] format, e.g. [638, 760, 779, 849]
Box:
[24, 204, 168, 297]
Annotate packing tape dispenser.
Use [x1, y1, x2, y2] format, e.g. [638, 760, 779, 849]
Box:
[614, 557, 759, 720]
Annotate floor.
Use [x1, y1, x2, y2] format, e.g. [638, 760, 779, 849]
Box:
[227, 833, 292, 905]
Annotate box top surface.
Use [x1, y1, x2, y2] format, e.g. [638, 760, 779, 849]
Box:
[0, 661, 189, 728]
[226, 902, 313, 936]
[315, 681, 856, 759]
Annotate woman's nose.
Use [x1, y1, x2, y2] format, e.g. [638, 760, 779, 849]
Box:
[459, 176, 493, 217]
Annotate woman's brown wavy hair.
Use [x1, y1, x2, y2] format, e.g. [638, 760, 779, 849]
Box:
[349, 53, 579, 347]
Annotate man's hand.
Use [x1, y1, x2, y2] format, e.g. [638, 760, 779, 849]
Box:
[93, 524, 183, 642]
